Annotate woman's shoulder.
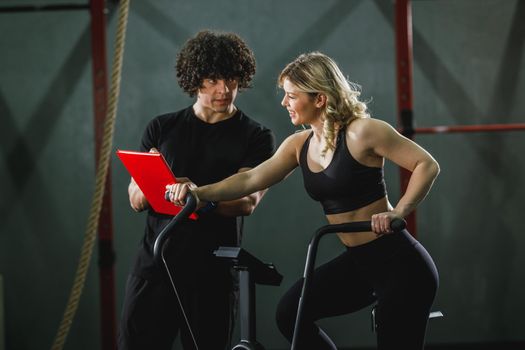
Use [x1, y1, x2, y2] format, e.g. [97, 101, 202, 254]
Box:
[274, 129, 312, 156]
[287, 129, 312, 145]
[346, 117, 398, 147]
[347, 117, 395, 136]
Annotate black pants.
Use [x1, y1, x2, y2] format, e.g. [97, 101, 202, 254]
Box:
[117, 269, 235, 350]
[276, 230, 439, 350]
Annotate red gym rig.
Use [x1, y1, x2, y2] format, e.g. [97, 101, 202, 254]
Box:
[394, 0, 525, 237]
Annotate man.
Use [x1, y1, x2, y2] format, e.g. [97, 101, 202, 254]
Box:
[118, 30, 275, 350]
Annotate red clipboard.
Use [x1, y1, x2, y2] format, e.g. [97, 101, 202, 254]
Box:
[116, 150, 198, 219]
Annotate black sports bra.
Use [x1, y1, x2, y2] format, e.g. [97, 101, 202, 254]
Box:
[299, 129, 387, 214]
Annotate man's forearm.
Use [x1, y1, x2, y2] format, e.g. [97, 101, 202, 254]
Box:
[213, 189, 267, 217]
[128, 179, 149, 212]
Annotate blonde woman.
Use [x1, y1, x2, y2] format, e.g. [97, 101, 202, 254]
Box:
[167, 52, 440, 349]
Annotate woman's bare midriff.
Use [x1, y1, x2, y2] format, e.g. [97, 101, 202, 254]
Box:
[326, 196, 393, 247]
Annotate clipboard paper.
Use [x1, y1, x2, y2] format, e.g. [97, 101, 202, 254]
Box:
[116, 150, 198, 219]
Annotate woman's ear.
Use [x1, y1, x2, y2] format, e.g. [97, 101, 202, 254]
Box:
[315, 93, 327, 108]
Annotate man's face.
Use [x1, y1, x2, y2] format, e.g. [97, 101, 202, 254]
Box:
[196, 78, 239, 113]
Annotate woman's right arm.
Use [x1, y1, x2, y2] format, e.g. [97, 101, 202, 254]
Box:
[192, 133, 303, 203]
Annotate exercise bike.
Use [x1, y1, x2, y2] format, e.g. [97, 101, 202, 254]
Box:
[153, 193, 283, 350]
[217, 219, 411, 350]
[290, 219, 406, 350]
[155, 195, 439, 350]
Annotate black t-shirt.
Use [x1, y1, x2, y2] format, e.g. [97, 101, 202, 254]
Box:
[132, 106, 275, 280]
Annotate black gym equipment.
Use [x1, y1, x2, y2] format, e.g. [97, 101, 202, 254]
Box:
[154, 196, 437, 349]
[290, 219, 407, 350]
[153, 193, 200, 349]
[154, 193, 283, 350]
[214, 247, 283, 350]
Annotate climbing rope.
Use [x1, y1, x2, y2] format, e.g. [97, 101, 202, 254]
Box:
[50, 0, 130, 349]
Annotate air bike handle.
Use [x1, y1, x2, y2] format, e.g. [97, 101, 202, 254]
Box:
[290, 218, 407, 350]
[153, 192, 197, 266]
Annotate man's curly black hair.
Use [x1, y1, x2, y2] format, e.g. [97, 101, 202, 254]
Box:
[176, 30, 256, 97]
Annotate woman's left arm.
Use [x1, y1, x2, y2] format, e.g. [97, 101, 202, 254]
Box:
[365, 119, 440, 231]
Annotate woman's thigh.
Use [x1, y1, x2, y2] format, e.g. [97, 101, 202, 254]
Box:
[373, 242, 438, 349]
[278, 250, 377, 324]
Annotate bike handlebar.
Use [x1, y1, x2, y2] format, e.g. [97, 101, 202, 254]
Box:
[313, 218, 406, 238]
[153, 192, 197, 265]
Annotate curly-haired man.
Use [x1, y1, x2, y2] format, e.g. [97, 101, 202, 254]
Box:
[118, 30, 275, 350]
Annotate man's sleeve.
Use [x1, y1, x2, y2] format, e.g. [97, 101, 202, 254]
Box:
[139, 117, 161, 152]
[240, 126, 276, 169]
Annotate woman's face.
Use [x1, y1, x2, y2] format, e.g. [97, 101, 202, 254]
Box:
[281, 78, 323, 126]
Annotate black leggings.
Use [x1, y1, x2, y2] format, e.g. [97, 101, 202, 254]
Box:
[276, 230, 439, 350]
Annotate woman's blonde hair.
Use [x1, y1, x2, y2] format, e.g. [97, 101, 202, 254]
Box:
[278, 52, 369, 155]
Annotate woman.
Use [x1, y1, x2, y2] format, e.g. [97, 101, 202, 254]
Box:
[167, 52, 439, 349]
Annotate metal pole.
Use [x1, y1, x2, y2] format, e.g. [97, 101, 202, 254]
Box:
[238, 269, 256, 342]
[414, 123, 525, 134]
[90, 0, 117, 349]
[395, 0, 417, 236]
[0, 4, 89, 13]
